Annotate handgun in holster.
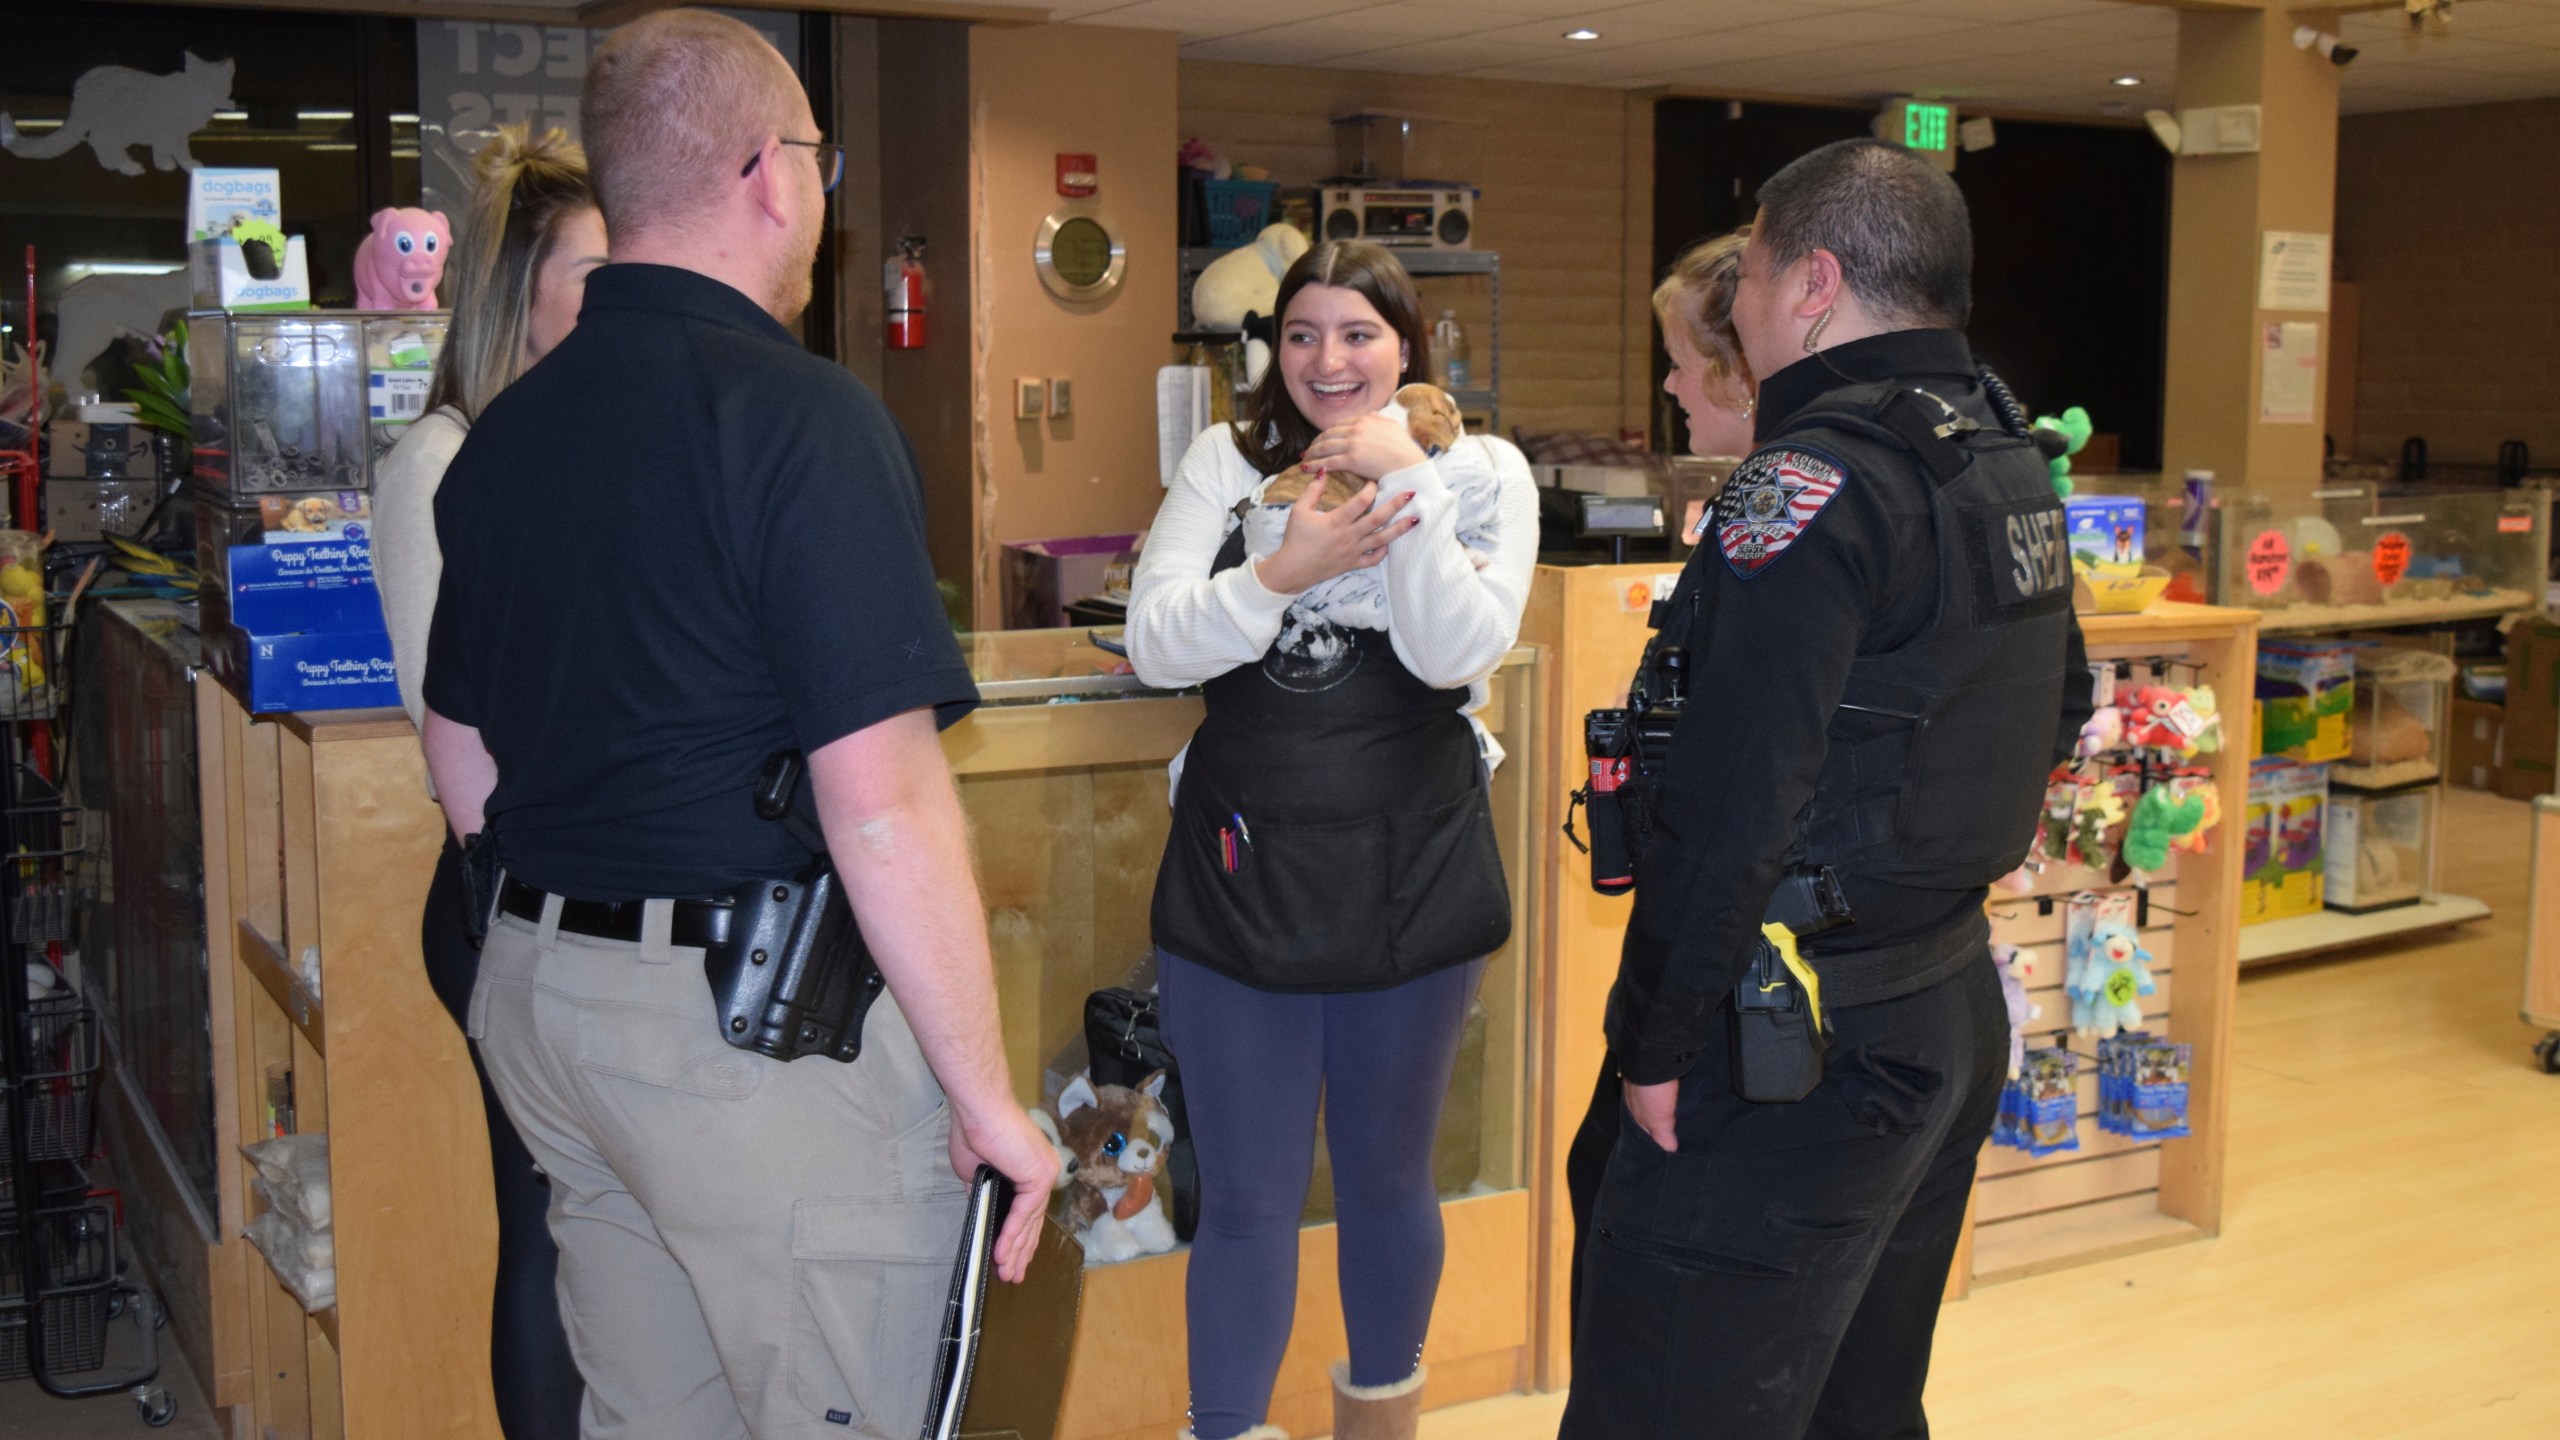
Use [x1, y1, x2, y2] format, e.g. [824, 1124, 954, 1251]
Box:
[1730, 865, 1850, 1104]
[697, 749, 888, 1065]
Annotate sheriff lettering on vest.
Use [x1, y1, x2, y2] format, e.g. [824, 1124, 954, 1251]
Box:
[1560, 139, 2093, 1440]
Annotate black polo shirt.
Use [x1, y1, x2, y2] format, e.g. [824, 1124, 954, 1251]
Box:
[424, 263, 976, 902]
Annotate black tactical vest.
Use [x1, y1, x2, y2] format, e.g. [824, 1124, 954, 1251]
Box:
[1772, 382, 2073, 891]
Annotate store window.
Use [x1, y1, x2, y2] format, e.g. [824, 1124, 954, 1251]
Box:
[0, 1, 420, 397]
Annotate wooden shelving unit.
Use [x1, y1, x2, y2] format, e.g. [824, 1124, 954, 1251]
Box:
[1968, 601, 2258, 1288]
[197, 688, 499, 1440]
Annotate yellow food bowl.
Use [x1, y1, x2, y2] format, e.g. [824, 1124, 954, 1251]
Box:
[2072, 561, 2173, 615]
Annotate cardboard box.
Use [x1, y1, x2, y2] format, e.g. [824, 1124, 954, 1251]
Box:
[2448, 697, 2503, 792]
[1001, 533, 1140, 630]
[44, 421, 160, 480]
[2063, 494, 2145, 569]
[204, 624, 400, 713]
[2494, 618, 2560, 798]
[45, 478, 161, 543]
[2242, 758, 2327, 925]
[188, 168, 312, 312]
[2256, 640, 2356, 763]
[195, 492, 376, 633]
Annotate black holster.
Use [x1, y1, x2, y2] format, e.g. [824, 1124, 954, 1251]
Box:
[703, 861, 885, 1064]
[700, 749, 886, 1064]
[1727, 865, 1850, 1104]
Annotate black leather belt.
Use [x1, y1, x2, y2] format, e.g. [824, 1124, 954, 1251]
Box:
[497, 877, 735, 950]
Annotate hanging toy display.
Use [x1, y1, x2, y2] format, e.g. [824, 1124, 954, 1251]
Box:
[1993, 1046, 2082, 1157]
[2097, 1031, 2193, 1139]
[2066, 892, 2155, 1038]
[2119, 682, 2222, 759]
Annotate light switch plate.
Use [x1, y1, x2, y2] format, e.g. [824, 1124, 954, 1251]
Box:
[1047, 378, 1072, 418]
[1016, 378, 1046, 420]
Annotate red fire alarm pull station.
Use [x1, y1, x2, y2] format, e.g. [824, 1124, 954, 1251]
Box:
[1057, 153, 1098, 197]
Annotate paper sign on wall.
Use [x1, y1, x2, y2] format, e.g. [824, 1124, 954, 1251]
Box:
[2258, 231, 2331, 312]
[2261, 321, 2320, 425]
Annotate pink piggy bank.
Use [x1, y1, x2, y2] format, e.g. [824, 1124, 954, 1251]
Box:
[353, 207, 451, 310]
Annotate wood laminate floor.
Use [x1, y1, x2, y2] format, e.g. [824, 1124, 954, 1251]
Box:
[1422, 784, 2560, 1440]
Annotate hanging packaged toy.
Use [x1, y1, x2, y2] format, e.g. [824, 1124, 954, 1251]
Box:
[1992, 944, 2037, 1079]
[2096, 1032, 2192, 1139]
[2120, 682, 2222, 759]
[2066, 891, 2154, 1037]
[2120, 780, 2208, 876]
[1993, 1046, 2081, 1156]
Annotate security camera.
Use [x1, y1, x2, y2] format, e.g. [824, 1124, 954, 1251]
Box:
[2293, 25, 2359, 66]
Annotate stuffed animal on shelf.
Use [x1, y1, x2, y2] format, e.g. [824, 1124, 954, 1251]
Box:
[2068, 914, 2155, 1038]
[352, 206, 450, 311]
[1190, 222, 1309, 386]
[2074, 705, 2125, 760]
[1032, 1070, 1177, 1266]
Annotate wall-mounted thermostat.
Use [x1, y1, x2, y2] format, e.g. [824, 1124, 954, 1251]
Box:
[1035, 204, 1125, 303]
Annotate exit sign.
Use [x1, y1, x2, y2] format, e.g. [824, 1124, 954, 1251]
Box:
[1874, 98, 1959, 171]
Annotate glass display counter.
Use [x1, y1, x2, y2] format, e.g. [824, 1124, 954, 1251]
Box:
[940, 626, 1548, 1437]
[943, 626, 1541, 1214]
[2211, 483, 2550, 635]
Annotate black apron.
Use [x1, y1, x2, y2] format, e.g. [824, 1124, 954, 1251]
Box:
[1149, 527, 1512, 992]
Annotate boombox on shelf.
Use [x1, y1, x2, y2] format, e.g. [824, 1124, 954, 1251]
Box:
[1319, 186, 1475, 250]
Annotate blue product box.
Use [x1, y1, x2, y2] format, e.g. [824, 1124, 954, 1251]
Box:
[2063, 494, 2145, 569]
[226, 539, 387, 634]
[213, 625, 401, 713]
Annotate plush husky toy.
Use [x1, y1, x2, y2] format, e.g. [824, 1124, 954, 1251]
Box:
[1032, 1070, 1177, 1266]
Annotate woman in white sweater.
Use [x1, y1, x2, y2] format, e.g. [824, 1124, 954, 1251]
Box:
[369, 125, 605, 1440]
[1126, 240, 1535, 1440]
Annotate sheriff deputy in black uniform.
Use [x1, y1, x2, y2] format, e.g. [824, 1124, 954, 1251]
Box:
[1560, 138, 2093, 1440]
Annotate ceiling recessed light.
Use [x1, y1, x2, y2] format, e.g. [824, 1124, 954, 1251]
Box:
[2111, 75, 2142, 87]
[1563, 27, 1600, 40]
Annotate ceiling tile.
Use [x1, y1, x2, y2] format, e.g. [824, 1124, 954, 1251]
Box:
[1177, 32, 1374, 62]
[1880, 0, 2120, 21]
[2033, 4, 2175, 38]
[1749, 8, 1980, 43]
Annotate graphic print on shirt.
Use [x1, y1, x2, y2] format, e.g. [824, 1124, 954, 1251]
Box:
[1263, 606, 1364, 692]
[1717, 446, 1848, 578]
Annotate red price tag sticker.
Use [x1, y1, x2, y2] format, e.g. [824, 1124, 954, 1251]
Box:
[2372, 531, 2411, 586]
[2500, 513, 2534, 534]
[2246, 529, 2292, 596]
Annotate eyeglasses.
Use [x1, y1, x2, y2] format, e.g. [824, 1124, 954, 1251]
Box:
[740, 138, 844, 195]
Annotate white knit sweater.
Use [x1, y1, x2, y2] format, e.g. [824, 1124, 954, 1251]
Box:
[370, 406, 467, 796]
[1125, 422, 1539, 714]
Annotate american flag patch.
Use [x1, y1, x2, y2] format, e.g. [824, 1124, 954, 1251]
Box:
[1717, 447, 1847, 577]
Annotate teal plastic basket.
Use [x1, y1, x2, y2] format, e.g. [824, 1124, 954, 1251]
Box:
[1202, 179, 1279, 249]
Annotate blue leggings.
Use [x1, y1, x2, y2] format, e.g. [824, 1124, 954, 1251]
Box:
[1158, 950, 1487, 1440]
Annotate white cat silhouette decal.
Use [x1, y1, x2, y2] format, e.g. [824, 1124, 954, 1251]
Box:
[1, 53, 235, 177]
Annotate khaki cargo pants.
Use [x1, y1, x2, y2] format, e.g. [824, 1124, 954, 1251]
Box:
[471, 898, 966, 1440]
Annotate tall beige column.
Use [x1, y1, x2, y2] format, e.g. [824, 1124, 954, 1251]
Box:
[2160, 5, 2342, 498]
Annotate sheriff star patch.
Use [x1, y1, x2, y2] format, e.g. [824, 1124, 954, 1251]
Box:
[1717, 446, 1848, 578]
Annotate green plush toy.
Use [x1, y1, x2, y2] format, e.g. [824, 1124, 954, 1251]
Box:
[2121, 783, 2207, 874]
[2033, 406, 2093, 498]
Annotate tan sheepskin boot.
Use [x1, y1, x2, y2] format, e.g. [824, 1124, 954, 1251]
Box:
[1329, 1361, 1425, 1440]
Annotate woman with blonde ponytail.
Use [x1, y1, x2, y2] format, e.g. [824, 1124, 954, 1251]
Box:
[372, 124, 606, 1440]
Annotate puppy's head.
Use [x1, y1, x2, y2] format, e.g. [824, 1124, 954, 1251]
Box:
[1395, 383, 1464, 454]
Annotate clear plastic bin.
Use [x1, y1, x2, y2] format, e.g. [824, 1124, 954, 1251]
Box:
[2323, 784, 2436, 913]
[2332, 646, 2456, 792]
[187, 312, 371, 494]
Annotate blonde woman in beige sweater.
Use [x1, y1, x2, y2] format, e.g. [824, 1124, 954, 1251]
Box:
[368, 124, 605, 1440]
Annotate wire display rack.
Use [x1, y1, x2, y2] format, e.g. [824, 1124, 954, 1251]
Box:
[1, 611, 175, 1424]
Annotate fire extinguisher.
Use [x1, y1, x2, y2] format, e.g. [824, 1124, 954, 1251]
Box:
[886, 236, 927, 349]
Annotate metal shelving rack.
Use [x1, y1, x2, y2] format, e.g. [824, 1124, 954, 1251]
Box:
[0, 245, 176, 1428]
[1176, 245, 1503, 432]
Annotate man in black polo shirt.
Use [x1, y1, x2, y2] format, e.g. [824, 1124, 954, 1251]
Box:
[421, 13, 1055, 1437]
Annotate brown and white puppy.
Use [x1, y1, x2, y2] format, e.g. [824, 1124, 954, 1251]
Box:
[1252, 383, 1465, 513]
